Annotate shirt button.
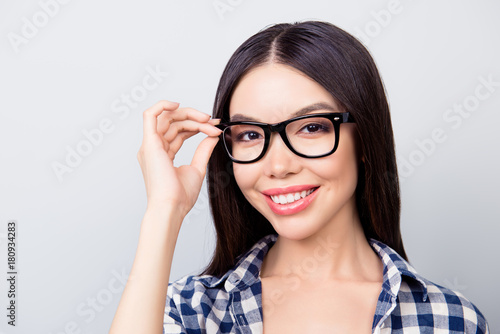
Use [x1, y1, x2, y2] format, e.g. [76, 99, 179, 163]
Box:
[237, 314, 248, 326]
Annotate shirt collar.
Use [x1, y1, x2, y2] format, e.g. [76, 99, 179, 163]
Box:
[369, 238, 428, 302]
[198, 234, 428, 301]
[197, 234, 278, 292]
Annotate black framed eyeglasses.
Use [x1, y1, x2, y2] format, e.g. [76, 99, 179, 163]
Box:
[215, 112, 354, 164]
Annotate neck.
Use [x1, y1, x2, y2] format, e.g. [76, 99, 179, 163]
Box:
[261, 207, 382, 283]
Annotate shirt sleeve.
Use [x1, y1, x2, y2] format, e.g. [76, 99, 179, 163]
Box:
[163, 283, 187, 334]
[470, 304, 490, 334]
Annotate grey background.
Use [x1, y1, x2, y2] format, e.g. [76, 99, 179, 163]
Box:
[0, 0, 498, 333]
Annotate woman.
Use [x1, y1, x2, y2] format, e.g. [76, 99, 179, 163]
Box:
[110, 21, 489, 333]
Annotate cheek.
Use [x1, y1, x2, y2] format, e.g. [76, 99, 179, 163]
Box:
[311, 158, 357, 190]
[315, 139, 359, 192]
[335, 144, 360, 193]
[233, 164, 259, 198]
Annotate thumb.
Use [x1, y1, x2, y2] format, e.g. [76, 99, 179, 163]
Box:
[190, 136, 220, 177]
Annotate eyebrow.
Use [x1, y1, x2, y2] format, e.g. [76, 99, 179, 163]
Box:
[229, 102, 337, 122]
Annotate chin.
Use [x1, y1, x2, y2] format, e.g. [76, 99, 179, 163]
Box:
[267, 217, 322, 242]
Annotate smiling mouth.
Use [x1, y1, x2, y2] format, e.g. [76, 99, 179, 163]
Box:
[269, 187, 318, 205]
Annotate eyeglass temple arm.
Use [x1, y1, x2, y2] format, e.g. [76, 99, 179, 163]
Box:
[343, 112, 354, 123]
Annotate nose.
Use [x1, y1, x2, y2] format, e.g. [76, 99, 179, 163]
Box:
[262, 133, 302, 178]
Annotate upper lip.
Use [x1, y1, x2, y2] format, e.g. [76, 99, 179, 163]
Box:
[261, 185, 319, 196]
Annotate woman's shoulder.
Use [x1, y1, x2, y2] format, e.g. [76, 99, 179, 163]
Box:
[168, 272, 222, 290]
[164, 235, 277, 333]
[164, 273, 234, 333]
[369, 239, 489, 333]
[167, 233, 278, 302]
[167, 272, 230, 303]
[396, 275, 489, 333]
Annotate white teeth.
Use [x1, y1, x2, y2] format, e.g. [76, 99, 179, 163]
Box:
[270, 188, 316, 205]
[279, 195, 287, 204]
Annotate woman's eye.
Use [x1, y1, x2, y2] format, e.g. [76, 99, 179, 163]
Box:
[300, 123, 330, 134]
[236, 131, 262, 142]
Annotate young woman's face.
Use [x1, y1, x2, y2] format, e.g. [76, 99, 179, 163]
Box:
[229, 63, 361, 241]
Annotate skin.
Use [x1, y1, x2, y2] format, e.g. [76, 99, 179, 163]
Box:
[229, 63, 383, 333]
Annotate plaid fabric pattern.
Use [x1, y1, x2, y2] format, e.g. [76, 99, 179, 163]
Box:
[370, 240, 489, 333]
[164, 234, 489, 333]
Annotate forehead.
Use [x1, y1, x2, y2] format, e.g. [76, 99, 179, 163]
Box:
[228, 63, 339, 123]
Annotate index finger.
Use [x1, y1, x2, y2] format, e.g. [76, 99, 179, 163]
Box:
[157, 107, 212, 134]
[143, 100, 180, 139]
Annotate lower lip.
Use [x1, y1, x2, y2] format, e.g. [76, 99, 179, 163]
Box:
[264, 188, 319, 215]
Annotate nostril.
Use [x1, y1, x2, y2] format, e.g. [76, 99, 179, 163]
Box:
[263, 152, 301, 179]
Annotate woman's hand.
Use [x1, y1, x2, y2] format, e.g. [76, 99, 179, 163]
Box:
[136, 100, 221, 219]
[111, 100, 220, 334]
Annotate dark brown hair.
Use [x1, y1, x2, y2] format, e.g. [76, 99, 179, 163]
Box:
[204, 20, 406, 277]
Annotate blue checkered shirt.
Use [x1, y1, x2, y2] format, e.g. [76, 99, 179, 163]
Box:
[164, 234, 489, 333]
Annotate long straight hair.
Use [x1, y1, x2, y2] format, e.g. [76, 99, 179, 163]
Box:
[204, 21, 406, 277]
